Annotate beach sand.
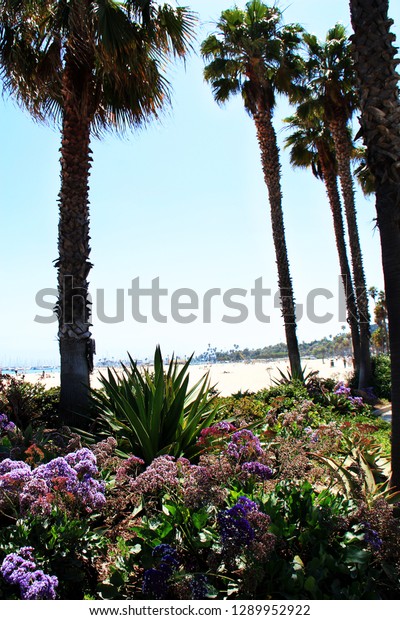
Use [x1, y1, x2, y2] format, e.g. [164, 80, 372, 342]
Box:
[22, 357, 351, 396]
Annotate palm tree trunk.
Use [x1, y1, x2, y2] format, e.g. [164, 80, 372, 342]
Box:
[329, 116, 372, 388]
[349, 0, 400, 490]
[254, 111, 303, 380]
[57, 49, 94, 426]
[318, 152, 361, 370]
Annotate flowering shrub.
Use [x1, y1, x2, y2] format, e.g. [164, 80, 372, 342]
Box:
[217, 497, 257, 552]
[0, 376, 397, 600]
[319, 381, 369, 414]
[0, 413, 16, 435]
[1, 547, 58, 599]
[226, 429, 264, 462]
[197, 421, 236, 451]
[0, 448, 105, 517]
[142, 544, 180, 599]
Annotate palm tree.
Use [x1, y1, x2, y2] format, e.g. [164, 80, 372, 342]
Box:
[303, 24, 372, 389]
[349, 0, 400, 488]
[0, 0, 195, 424]
[201, 0, 303, 380]
[353, 145, 376, 197]
[284, 109, 361, 372]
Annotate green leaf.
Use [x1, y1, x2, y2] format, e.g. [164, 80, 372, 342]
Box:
[191, 509, 209, 531]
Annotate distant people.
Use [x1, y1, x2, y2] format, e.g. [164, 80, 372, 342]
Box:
[343, 358, 347, 368]
[330, 359, 334, 367]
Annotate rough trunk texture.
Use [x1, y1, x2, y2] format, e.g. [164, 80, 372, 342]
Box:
[318, 151, 361, 370]
[329, 115, 372, 388]
[349, 0, 400, 489]
[254, 111, 303, 380]
[57, 48, 94, 426]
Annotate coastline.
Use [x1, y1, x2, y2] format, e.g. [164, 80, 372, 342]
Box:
[17, 357, 351, 396]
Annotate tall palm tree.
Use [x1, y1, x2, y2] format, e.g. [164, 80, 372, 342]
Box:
[303, 24, 372, 389]
[0, 0, 195, 424]
[284, 110, 361, 371]
[201, 0, 304, 380]
[349, 0, 400, 489]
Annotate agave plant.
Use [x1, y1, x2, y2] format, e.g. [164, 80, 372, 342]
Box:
[312, 437, 400, 506]
[272, 365, 319, 386]
[91, 347, 223, 463]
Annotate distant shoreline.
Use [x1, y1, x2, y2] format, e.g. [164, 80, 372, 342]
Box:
[4, 357, 352, 397]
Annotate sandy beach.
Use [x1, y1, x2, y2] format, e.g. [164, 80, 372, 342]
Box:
[22, 357, 352, 396]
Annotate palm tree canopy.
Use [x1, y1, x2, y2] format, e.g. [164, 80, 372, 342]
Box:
[0, 0, 196, 135]
[302, 23, 357, 121]
[352, 145, 376, 196]
[284, 103, 360, 182]
[284, 108, 336, 181]
[201, 0, 304, 116]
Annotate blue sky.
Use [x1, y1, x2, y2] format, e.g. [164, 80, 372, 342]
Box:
[1, 0, 399, 366]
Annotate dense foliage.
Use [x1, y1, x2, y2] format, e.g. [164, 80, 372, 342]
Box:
[0, 370, 397, 600]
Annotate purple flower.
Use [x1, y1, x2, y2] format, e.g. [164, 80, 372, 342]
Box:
[0, 459, 31, 475]
[349, 396, 364, 408]
[213, 421, 236, 432]
[1, 553, 36, 584]
[142, 568, 169, 599]
[190, 574, 209, 599]
[237, 496, 259, 512]
[218, 502, 255, 551]
[241, 462, 273, 480]
[130, 456, 181, 497]
[226, 429, 264, 462]
[334, 382, 351, 396]
[34, 457, 77, 482]
[75, 475, 106, 512]
[152, 544, 179, 577]
[0, 459, 31, 490]
[65, 448, 98, 478]
[1, 548, 58, 600]
[0, 414, 16, 434]
[363, 522, 383, 551]
[20, 478, 51, 514]
[20, 570, 58, 600]
[142, 545, 180, 599]
[30, 450, 105, 513]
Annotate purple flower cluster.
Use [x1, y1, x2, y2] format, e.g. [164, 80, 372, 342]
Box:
[130, 455, 182, 499]
[1, 449, 105, 515]
[363, 522, 383, 551]
[142, 544, 179, 600]
[1, 547, 58, 599]
[334, 382, 364, 410]
[0, 413, 16, 434]
[116, 455, 145, 482]
[241, 461, 273, 480]
[217, 496, 257, 552]
[189, 574, 209, 599]
[348, 396, 364, 409]
[227, 429, 264, 462]
[334, 382, 352, 396]
[0, 459, 31, 491]
[197, 421, 236, 447]
[304, 427, 319, 443]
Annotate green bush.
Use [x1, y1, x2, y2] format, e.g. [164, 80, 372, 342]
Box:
[257, 380, 309, 404]
[371, 354, 391, 401]
[0, 376, 60, 430]
[91, 347, 224, 463]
